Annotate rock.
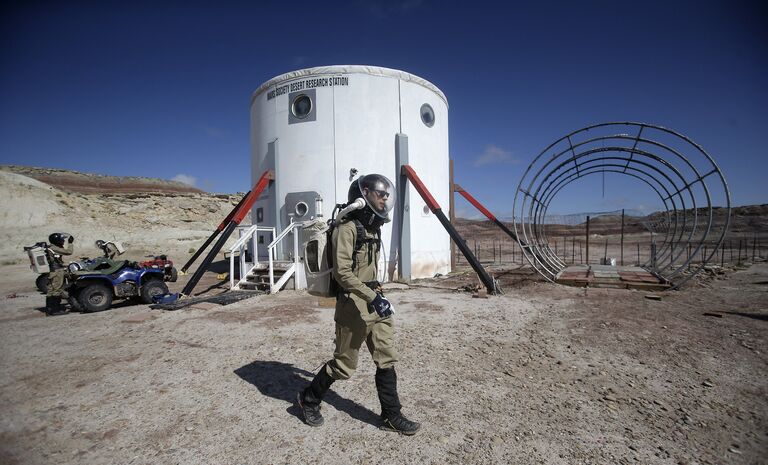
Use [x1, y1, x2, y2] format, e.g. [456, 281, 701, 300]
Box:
[702, 380, 714, 387]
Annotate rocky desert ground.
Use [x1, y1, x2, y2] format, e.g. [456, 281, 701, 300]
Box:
[0, 166, 765, 465]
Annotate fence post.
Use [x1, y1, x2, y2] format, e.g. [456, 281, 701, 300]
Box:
[572, 237, 575, 264]
[721, 242, 725, 268]
[687, 243, 692, 271]
[585, 216, 590, 265]
[752, 233, 757, 262]
[620, 209, 625, 266]
[672, 243, 676, 267]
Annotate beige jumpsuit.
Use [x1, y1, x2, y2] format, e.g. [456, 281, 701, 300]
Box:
[46, 242, 73, 298]
[324, 219, 398, 380]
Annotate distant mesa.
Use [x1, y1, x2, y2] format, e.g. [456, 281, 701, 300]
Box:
[0, 165, 205, 195]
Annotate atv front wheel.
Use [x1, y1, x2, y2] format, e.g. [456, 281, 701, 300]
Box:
[78, 283, 113, 312]
[140, 280, 169, 304]
[36, 274, 49, 293]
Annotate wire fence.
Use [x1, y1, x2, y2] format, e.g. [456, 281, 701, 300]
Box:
[455, 232, 765, 269]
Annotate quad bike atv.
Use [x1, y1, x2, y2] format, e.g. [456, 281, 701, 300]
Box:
[25, 239, 168, 312]
[95, 240, 178, 282]
[139, 254, 178, 282]
[67, 260, 168, 312]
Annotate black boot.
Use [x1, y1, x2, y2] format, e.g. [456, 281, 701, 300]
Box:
[297, 364, 335, 427]
[45, 296, 68, 316]
[375, 367, 421, 435]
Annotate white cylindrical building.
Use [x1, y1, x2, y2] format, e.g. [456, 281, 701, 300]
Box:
[250, 65, 450, 281]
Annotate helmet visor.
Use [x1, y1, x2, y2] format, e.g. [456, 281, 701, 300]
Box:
[358, 174, 396, 218]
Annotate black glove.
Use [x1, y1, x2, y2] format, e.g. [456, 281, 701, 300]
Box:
[368, 293, 394, 318]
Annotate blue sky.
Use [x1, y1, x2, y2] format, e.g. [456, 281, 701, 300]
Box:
[1, 0, 765, 218]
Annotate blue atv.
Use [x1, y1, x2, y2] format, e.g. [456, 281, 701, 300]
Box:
[67, 259, 169, 313]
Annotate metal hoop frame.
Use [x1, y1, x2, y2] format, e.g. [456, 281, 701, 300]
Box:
[512, 122, 731, 289]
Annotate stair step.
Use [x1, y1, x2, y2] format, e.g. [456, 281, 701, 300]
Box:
[247, 271, 285, 278]
[252, 261, 293, 271]
[239, 281, 269, 291]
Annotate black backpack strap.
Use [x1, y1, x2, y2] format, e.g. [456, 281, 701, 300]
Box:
[351, 219, 382, 271]
[351, 219, 365, 271]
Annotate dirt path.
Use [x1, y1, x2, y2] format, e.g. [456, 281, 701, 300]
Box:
[0, 264, 765, 464]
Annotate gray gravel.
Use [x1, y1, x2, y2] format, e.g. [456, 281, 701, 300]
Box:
[0, 263, 766, 464]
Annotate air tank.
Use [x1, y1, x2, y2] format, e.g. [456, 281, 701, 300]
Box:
[250, 65, 450, 281]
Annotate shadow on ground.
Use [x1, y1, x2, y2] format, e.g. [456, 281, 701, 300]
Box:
[724, 311, 768, 322]
[36, 294, 141, 316]
[234, 360, 380, 427]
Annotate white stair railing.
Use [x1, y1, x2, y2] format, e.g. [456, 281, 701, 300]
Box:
[267, 221, 307, 293]
[229, 221, 308, 294]
[228, 225, 275, 290]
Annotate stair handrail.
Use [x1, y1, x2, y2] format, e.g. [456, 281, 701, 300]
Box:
[265, 220, 311, 293]
[228, 224, 275, 290]
[268, 221, 296, 250]
[267, 222, 296, 292]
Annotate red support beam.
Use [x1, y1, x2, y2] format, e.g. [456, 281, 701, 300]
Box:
[400, 164, 499, 294]
[454, 184, 497, 221]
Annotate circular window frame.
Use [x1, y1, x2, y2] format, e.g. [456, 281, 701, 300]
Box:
[294, 201, 309, 217]
[420, 103, 435, 128]
[291, 94, 313, 119]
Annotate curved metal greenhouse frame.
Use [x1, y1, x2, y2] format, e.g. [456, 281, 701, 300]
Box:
[512, 122, 731, 289]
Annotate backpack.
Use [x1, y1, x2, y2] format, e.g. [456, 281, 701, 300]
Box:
[302, 205, 381, 297]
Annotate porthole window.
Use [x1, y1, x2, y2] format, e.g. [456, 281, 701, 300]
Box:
[292, 94, 312, 119]
[420, 103, 435, 128]
[295, 201, 309, 217]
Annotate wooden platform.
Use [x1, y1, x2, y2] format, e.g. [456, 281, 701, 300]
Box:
[556, 265, 670, 291]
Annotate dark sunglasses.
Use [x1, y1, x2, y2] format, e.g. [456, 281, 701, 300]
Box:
[371, 189, 390, 199]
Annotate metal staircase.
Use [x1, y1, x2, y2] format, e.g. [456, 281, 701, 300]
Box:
[228, 221, 308, 294]
[238, 261, 293, 291]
